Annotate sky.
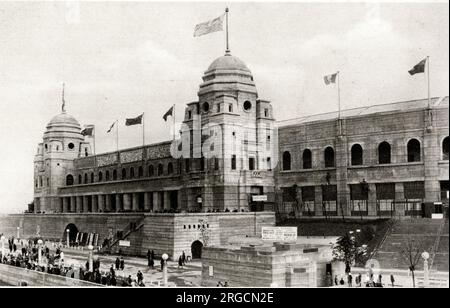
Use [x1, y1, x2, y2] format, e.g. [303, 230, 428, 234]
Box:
[0, 1, 448, 213]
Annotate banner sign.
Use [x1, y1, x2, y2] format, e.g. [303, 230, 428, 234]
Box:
[252, 195, 268, 202]
[261, 227, 297, 242]
[118, 240, 130, 247]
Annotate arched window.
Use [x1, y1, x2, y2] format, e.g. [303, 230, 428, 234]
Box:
[282, 151, 291, 171]
[167, 162, 174, 175]
[112, 170, 117, 180]
[90, 172, 94, 183]
[66, 174, 74, 186]
[84, 173, 88, 184]
[98, 171, 103, 182]
[106, 170, 110, 181]
[407, 139, 421, 162]
[158, 164, 164, 176]
[324, 147, 335, 168]
[351, 144, 363, 166]
[443, 136, 449, 160]
[148, 165, 154, 177]
[122, 168, 127, 179]
[378, 141, 391, 164]
[138, 166, 143, 178]
[302, 149, 312, 169]
[78, 174, 82, 184]
[130, 167, 135, 178]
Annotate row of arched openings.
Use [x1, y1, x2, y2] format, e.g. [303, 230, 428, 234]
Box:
[66, 162, 175, 186]
[282, 137, 449, 171]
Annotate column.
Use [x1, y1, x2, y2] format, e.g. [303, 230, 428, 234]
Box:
[76, 196, 83, 213]
[423, 110, 440, 203]
[63, 197, 69, 213]
[116, 194, 122, 212]
[164, 191, 171, 211]
[98, 194, 105, 212]
[176, 191, 181, 211]
[70, 196, 76, 213]
[314, 186, 323, 216]
[368, 183, 377, 216]
[132, 193, 139, 211]
[83, 195, 89, 212]
[335, 120, 350, 216]
[123, 193, 131, 211]
[105, 194, 112, 212]
[144, 192, 151, 211]
[153, 192, 161, 212]
[395, 182, 405, 217]
[92, 195, 98, 213]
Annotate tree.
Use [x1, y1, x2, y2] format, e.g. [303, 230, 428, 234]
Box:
[400, 237, 423, 288]
[332, 233, 367, 273]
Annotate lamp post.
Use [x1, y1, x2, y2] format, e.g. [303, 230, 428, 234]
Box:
[17, 227, 20, 239]
[0, 235, 5, 257]
[37, 239, 43, 266]
[66, 228, 70, 248]
[162, 253, 169, 286]
[422, 251, 430, 288]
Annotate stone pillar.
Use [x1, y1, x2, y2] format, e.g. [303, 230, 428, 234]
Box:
[144, 192, 151, 211]
[368, 183, 377, 217]
[70, 196, 76, 213]
[423, 110, 440, 203]
[98, 194, 105, 212]
[314, 186, 323, 216]
[116, 194, 122, 212]
[92, 195, 98, 213]
[335, 127, 350, 217]
[164, 191, 171, 211]
[153, 192, 161, 212]
[83, 195, 89, 212]
[76, 196, 83, 213]
[123, 193, 131, 211]
[176, 190, 181, 211]
[132, 193, 139, 211]
[63, 197, 69, 213]
[105, 194, 112, 212]
[395, 182, 405, 217]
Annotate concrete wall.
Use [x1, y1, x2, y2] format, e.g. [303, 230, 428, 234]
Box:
[0, 263, 99, 287]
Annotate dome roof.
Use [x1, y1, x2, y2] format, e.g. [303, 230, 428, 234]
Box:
[207, 54, 251, 73]
[47, 112, 80, 127]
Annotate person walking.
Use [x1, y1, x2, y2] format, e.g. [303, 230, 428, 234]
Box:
[347, 273, 353, 287]
[115, 257, 120, 270]
[120, 256, 125, 271]
[178, 255, 183, 269]
[137, 270, 144, 285]
[334, 275, 338, 286]
[378, 274, 383, 287]
[182, 251, 186, 265]
[390, 274, 395, 287]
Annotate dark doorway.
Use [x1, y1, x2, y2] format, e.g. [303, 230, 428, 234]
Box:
[64, 223, 79, 245]
[170, 191, 178, 210]
[191, 240, 203, 259]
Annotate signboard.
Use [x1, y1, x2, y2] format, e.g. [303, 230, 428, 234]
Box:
[197, 197, 203, 204]
[261, 227, 297, 242]
[252, 195, 268, 202]
[209, 266, 214, 277]
[431, 213, 444, 219]
[118, 240, 130, 247]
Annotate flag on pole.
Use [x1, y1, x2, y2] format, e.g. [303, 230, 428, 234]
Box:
[324, 73, 338, 85]
[81, 125, 94, 136]
[194, 14, 225, 37]
[163, 106, 174, 121]
[106, 121, 116, 133]
[125, 113, 143, 126]
[408, 58, 427, 75]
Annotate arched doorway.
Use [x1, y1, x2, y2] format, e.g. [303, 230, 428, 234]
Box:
[63, 223, 79, 245]
[191, 240, 203, 259]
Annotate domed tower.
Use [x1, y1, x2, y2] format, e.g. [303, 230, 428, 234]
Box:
[181, 52, 276, 211]
[33, 92, 92, 213]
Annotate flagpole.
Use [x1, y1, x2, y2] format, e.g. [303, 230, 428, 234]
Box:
[225, 7, 230, 54]
[427, 56, 430, 109]
[116, 119, 119, 152]
[337, 71, 341, 120]
[142, 112, 145, 147]
[173, 104, 176, 140]
[93, 126, 96, 155]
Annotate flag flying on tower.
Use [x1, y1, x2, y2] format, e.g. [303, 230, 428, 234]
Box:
[324, 73, 338, 85]
[408, 58, 427, 75]
[106, 121, 116, 133]
[125, 114, 143, 126]
[81, 125, 94, 136]
[194, 14, 224, 37]
[163, 106, 174, 121]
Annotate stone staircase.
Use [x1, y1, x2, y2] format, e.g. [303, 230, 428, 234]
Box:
[373, 219, 448, 271]
[100, 218, 145, 254]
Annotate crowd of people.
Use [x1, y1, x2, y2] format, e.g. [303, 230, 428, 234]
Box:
[327, 271, 396, 288]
